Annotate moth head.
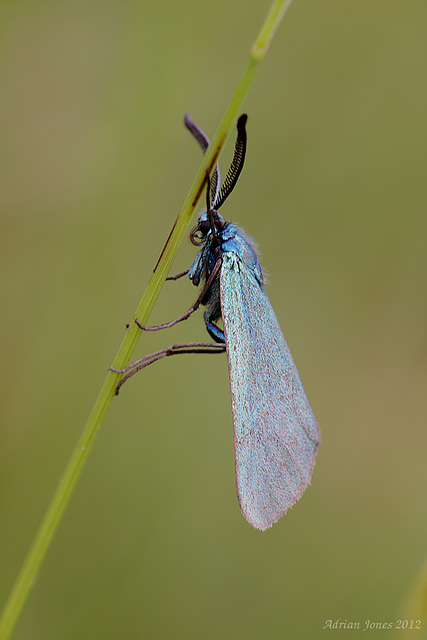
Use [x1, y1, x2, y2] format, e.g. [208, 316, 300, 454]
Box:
[190, 211, 225, 246]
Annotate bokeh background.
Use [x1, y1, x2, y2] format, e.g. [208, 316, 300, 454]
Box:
[1, 2, 426, 639]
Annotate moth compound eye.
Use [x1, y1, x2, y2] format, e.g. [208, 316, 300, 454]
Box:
[190, 224, 205, 246]
[190, 219, 212, 246]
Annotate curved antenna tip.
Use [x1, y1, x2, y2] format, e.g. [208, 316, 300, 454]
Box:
[237, 113, 248, 130]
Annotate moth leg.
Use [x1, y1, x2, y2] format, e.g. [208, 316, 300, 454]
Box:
[135, 258, 222, 332]
[203, 310, 225, 343]
[166, 269, 189, 281]
[109, 341, 225, 395]
[135, 307, 196, 331]
[126, 269, 189, 331]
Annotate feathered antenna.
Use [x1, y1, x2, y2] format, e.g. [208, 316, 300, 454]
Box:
[214, 114, 247, 210]
[184, 114, 221, 207]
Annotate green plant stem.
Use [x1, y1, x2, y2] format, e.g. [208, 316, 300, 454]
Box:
[0, 1, 294, 638]
[394, 557, 427, 639]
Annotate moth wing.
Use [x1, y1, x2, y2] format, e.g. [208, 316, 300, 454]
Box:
[220, 254, 320, 531]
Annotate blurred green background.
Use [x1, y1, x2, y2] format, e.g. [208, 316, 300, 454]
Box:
[1, 2, 426, 639]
